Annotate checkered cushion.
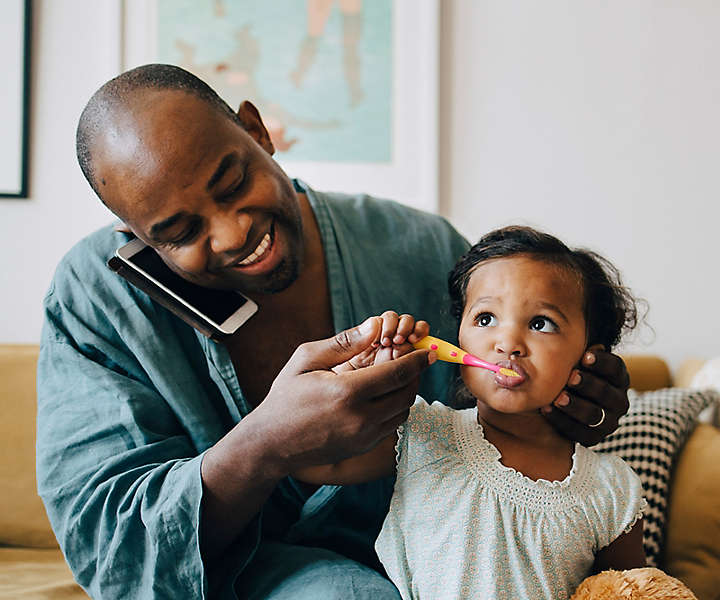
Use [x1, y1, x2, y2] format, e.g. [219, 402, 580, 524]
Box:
[592, 387, 720, 566]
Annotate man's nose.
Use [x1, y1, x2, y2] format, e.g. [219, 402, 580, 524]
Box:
[209, 209, 252, 254]
[493, 326, 528, 357]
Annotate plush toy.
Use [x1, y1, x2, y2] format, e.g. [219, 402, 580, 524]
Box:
[571, 567, 698, 600]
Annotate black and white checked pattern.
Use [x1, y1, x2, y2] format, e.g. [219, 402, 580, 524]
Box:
[592, 387, 719, 566]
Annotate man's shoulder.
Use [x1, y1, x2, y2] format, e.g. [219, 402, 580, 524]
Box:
[52, 223, 124, 279]
[311, 187, 469, 258]
[319, 188, 454, 232]
[46, 224, 136, 310]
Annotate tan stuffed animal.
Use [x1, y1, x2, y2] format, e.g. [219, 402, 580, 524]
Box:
[571, 568, 698, 600]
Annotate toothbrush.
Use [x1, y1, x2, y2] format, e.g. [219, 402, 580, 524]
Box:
[412, 335, 520, 378]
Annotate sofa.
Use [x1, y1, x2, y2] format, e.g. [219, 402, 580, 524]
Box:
[0, 344, 718, 599]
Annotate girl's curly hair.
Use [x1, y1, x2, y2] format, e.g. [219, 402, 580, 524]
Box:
[448, 226, 639, 350]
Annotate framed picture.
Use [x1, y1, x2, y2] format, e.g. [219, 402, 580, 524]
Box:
[123, 0, 439, 213]
[0, 0, 31, 198]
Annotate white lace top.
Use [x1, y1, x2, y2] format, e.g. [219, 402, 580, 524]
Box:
[375, 398, 646, 600]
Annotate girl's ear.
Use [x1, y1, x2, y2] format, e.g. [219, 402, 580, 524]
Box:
[235, 100, 275, 155]
[586, 343, 605, 353]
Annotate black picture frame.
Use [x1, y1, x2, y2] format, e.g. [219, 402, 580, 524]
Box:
[0, 0, 31, 198]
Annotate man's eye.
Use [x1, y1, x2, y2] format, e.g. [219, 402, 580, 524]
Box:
[475, 313, 497, 327]
[164, 224, 200, 249]
[219, 174, 247, 202]
[530, 317, 557, 333]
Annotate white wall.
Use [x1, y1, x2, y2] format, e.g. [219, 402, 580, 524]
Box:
[0, 1, 119, 343]
[2, 1, 718, 373]
[440, 1, 720, 371]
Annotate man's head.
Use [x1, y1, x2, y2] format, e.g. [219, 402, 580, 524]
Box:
[77, 64, 304, 294]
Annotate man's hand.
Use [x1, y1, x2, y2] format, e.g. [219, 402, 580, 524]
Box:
[200, 316, 434, 559]
[252, 316, 435, 475]
[334, 311, 431, 371]
[542, 345, 630, 446]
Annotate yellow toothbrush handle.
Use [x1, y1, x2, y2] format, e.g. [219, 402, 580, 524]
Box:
[413, 336, 519, 377]
[412, 335, 466, 365]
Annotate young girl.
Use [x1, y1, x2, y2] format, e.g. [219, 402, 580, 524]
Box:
[293, 226, 646, 599]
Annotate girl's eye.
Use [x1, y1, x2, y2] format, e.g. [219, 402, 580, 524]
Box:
[475, 313, 497, 327]
[530, 317, 558, 333]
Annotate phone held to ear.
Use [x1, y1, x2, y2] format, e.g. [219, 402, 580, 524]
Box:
[109, 237, 258, 341]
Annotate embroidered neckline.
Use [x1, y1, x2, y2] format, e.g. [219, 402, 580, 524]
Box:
[452, 406, 595, 511]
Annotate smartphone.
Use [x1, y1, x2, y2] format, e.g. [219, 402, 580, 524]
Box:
[109, 237, 258, 340]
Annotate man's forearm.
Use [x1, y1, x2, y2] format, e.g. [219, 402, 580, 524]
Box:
[198, 324, 433, 561]
[199, 409, 289, 561]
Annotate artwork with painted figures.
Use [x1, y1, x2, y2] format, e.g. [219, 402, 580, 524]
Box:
[157, 0, 392, 162]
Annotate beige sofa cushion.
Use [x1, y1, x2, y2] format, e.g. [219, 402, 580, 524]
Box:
[0, 345, 57, 548]
[664, 424, 720, 600]
[624, 355, 673, 391]
[0, 548, 86, 599]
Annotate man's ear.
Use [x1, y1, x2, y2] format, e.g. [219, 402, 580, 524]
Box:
[236, 100, 275, 155]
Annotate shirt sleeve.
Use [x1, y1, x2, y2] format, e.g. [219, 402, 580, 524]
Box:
[36, 260, 259, 599]
[587, 454, 647, 551]
[394, 397, 458, 481]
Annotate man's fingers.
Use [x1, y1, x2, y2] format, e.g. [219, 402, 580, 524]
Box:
[563, 370, 611, 410]
[360, 381, 420, 432]
[288, 317, 382, 373]
[580, 347, 630, 391]
[378, 407, 412, 438]
[552, 392, 618, 434]
[563, 366, 629, 421]
[544, 407, 600, 447]
[341, 348, 433, 401]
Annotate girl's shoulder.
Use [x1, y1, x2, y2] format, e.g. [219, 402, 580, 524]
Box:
[402, 396, 459, 443]
[395, 397, 476, 475]
[404, 396, 477, 441]
[577, 447, 647, 548]
[408, 395, 455, 419]
[580, 445, 643, 491]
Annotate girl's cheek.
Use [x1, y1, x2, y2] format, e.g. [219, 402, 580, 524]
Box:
[461, 367, 486, 397]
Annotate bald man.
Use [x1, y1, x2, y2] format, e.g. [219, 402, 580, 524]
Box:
[37, 64, 631, 599]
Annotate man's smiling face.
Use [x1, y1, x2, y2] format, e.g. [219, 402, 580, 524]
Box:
[93, 90, 303, 295]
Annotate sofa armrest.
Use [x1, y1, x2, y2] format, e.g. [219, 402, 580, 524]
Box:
[624, 355, 709, 392]
[664, 423, 720, 600]
[0, 344, 58, 549]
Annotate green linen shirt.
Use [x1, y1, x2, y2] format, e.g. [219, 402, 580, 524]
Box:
[36, 181, 470, 599]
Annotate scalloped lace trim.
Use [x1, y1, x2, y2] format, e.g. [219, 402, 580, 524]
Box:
[624, 497, 649, 534]
[394, 424, 405, 466]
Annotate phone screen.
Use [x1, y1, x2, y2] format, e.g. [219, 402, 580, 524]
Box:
[127, 245, 249, 325]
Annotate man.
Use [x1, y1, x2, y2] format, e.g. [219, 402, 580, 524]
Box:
[37, 64, 630, 599]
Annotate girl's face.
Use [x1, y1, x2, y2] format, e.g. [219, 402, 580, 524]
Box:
[458, 255, 588, 415]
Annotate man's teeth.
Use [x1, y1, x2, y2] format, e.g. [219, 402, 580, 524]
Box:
[238, 233, 271, 266]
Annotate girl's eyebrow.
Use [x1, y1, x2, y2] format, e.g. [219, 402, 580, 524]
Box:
[536, 301, 570, 323]
[467, 296, 497, 311]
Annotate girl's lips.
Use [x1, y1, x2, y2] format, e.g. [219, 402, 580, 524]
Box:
[494, 360, 528, 389]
